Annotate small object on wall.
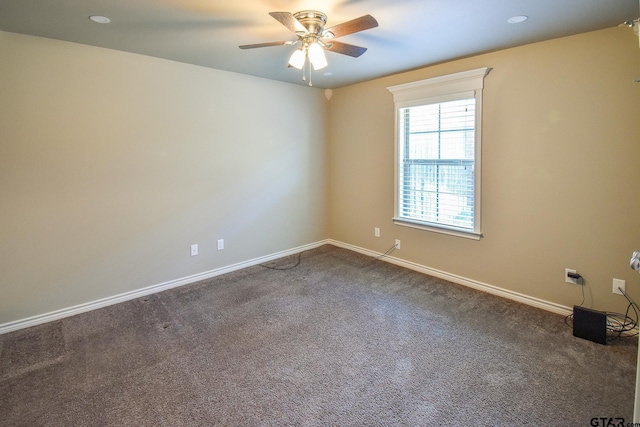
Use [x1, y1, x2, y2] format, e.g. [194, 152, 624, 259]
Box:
[631, 251, 640, 272]
[619, 18, 640, 48]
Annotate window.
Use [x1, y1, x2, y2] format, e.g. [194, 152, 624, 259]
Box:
[388, 68, 490, 239]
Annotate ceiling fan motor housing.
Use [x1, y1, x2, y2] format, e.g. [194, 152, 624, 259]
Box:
[293, 11, 327, 36]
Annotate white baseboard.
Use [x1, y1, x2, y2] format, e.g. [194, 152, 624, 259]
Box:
[328, 239, 573, 317]
[0, 240, 330, 335]
[0, 238, 572, 335]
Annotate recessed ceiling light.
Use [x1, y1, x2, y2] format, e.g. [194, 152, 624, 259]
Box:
[89, 15, 111, 24]
[507, 15, 528, 24]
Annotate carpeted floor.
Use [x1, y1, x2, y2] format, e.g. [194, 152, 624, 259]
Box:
[0, 245, 637, 426]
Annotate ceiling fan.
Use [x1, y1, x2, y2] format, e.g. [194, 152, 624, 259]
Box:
[239, 11, 378, 84]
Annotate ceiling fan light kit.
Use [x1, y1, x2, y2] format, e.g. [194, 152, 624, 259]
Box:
[306, 42, 328, 70]
[240, 10, 378, 85]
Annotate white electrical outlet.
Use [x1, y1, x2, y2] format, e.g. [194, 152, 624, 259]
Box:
[395, 239, 401, 250]
[217, 239, 224, 250]
[613, 278, 626, 295]
[374, 227, 380, 237]
[565, 268, 578, 284]
[190, 244, 198, 256]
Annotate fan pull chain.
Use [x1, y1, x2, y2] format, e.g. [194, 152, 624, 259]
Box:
[298, 54, 313, 86]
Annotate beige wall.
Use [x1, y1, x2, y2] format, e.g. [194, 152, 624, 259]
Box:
[328, 27, 640, 314]
[0, 31, 328, 324]
[2, 26, 639, 327]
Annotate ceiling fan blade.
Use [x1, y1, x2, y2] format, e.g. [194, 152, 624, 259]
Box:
[239, 41, 291, 49]
[324, 14, 378, 39]
[269, 12, 307, 34]
[326, 41, 368, 58]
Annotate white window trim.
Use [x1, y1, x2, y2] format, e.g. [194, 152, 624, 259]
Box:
[387, 67, 491, 240]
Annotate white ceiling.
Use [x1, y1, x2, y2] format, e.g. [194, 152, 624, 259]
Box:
[0, 0, 638, 89]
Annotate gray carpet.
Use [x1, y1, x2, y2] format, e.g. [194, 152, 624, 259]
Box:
[0, 245, 637, 426]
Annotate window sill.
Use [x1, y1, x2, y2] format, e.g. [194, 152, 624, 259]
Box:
[393, 218, 483, 240]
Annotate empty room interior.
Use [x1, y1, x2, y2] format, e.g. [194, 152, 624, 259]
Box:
[2, 0, 640, 424]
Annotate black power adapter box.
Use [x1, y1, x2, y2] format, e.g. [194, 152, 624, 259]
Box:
[573, 306, 607, 345]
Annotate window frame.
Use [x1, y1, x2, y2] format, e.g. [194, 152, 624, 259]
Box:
[387, 67, 490, 240]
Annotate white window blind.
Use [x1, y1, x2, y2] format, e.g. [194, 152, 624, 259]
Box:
[388, 67, 490, 239]
[398, 98, 476, 230]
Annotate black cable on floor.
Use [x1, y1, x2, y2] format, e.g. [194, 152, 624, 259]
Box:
[259, 251, 304, 271]
[606, 287, 639, 341]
